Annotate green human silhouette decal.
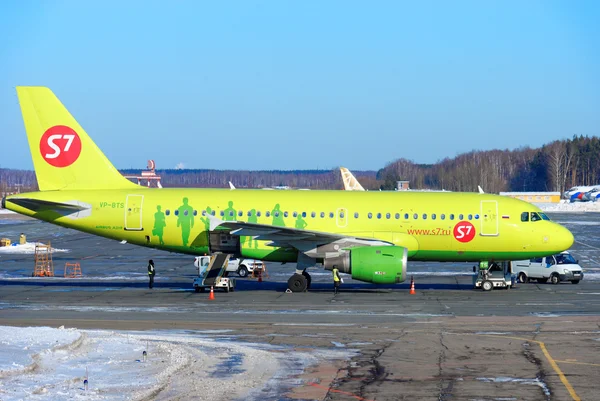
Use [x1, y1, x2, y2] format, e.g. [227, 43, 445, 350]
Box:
[190, 206, 213, 248]
[223, 201, 236, 221]
[295, 214, 308, 229]
[247, 208, 258, 249]
[152, 205, 166, 245]
[177, 197, 195, 247]
[271, 203, 286, 227]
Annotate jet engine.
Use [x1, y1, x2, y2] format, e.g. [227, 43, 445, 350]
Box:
[323, 246, 407, 284]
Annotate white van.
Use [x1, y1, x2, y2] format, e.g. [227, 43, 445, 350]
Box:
[513, 251, 584, 284]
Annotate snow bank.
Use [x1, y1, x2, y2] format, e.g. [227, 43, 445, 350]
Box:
[0, 242, 69, 254]
[0, 209, 16, 215]
[0, 326, 350, 401]
[538, 201, 600, 213]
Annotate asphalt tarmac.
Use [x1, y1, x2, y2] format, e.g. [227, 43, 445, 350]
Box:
[1, 211, 600, 400]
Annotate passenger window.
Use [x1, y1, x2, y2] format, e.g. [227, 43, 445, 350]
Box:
[450, 214, 454, 220]
[183, 210, 189, 216]
[474, 214, 479, 220]
[266, 211, 271, 217]
[202, 211, 206, 216]
[274, 211, 279, 217]
[301, 212, 306, 218]
[395, 213, 400, 219]
[423, 214, 427, 220]
[413, 213, 418, 219]
[354, 212, 359, 218]
[404, 213, 409, 219]
[329, 212, 334, 218]
[458, 214, 463, 220]
[247, 211, 252, 217]
[166, 210, 171, 216]
[320, 212, 325, 218]
[220, 211, 224, 217]
[468, 214, 472, 220]
[257, 211, 261, 217]
[311, 212, 316, 218]
[229, 211, 234, 217]
[386, 213, 391, 219]
[521, 212, 529, 222]
[368, 213, 373, 219]
[193, 210, 198, 216]
[174, 210, 179, 216]
[211, 210, 216, 216]
[238, 211, 243, 217]
[440, 214, 445, 220]
[377, 213, 382, 219]
[293, 211, 298, 217]
[432, 214, 436, 220]
[340, 212, 345, 218]
[284, 211, 288, 218]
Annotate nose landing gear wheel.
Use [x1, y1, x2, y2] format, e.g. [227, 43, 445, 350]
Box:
[287, 273, 308, 292]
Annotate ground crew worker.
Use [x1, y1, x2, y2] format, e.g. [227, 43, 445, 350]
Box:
[148, 259, 155, 289]
[19, 233, 26, 245]
[332, 265, 341, 295]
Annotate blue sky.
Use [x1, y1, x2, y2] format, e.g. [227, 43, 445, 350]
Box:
[0, 1, 598, 171]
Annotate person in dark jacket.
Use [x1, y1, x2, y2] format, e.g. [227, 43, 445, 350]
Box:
[148, 259, 156, 289]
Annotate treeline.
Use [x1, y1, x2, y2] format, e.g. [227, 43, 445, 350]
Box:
[120, 168, 380, 190]
[2, 136, 599, 194]
[378, 135, 600, 194]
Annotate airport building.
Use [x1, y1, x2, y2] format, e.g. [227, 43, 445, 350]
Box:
[499, 192, 561, 203]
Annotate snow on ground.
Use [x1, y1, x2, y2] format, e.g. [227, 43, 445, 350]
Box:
[537, 201, 600, 212]
[0, 242, 69, 254]
[0, 326, 350, 401]
[0, 209, 16, 215]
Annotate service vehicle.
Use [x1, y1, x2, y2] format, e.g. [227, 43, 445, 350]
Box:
[473, 261, 515, 291]
[193, 255, 236, 292]
[513, 251, 583, 284]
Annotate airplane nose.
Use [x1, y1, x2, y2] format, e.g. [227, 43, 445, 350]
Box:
[557, 224, 574, 251]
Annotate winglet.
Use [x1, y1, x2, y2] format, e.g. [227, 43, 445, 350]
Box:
[204, 211, 227, 231]
[229, 181, 236, 190]
[478, 186, 485, 194]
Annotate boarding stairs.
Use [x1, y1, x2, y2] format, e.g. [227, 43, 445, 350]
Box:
[202, 253, 230, 287]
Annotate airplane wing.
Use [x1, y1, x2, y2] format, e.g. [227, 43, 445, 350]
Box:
[204, 213, 392, 253]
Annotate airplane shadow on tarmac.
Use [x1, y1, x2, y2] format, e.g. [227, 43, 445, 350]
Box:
[0, 280, 475, 292]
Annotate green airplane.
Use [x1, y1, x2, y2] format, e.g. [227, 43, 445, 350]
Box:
[2, 87, 574, 291]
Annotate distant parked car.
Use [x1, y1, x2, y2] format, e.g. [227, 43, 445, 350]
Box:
[513, 251, 584, 284]
[194, 256, 264, 277]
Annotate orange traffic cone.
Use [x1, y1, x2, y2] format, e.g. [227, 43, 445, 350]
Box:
[209, 286, 215, 300]
[409, 276, 416, 295]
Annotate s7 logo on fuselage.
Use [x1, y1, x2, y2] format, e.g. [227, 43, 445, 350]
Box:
[39, 125, 82, 168]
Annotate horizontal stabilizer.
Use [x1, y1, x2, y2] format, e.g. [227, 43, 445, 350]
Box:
[7, 198, 87, 213]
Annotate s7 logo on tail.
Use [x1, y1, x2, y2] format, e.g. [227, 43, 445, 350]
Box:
[39, 125, 82, 167]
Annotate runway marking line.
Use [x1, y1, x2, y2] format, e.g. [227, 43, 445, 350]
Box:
[555, 360, 600, 367]
[308, 382, 374, 401]
[479, 334, 581, 401]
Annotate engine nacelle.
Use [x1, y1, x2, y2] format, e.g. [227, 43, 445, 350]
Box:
[324, 246, 407, 284]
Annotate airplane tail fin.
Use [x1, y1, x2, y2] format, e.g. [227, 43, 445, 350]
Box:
[340, 167, 365, 191]
[16, 86, 137, 191]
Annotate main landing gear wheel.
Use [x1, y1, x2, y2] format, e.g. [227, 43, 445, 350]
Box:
[482, 280, 494, 291]
[302, 271, 312, 289]
[288, 273, 308, 292]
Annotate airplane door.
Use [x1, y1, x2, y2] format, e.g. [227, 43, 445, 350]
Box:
[336, 208, 348, 228]
[480, 200, 498, 236]
[125, 195, 144, 231]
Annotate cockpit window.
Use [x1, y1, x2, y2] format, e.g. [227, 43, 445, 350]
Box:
[530, 212, 542, 222]
[520, 212, 529, 222]
[539, 212, 550, 221]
